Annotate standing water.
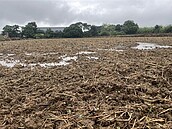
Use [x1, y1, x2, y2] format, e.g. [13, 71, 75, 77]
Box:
[132, 42, 172, 50]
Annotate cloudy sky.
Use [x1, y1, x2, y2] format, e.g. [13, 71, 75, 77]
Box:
[0, 0, 172, 30]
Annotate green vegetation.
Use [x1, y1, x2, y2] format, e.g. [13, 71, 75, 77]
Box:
[22, 22, 37, 38]
[122, 20, 139, 34]
[1, 20, 172, 39]
[2, 25, 20, 37]
[0, 35, 5, 41]
[63, 23, 84, 38]
[137, 27, 154, 34]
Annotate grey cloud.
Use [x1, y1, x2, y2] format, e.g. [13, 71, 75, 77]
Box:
[75, 0, 172, 26]
[0, 0, 172, 30]
[0, 0, 74, 24]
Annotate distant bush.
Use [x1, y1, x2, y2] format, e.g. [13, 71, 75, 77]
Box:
[122, 20, 139, 34]
[35, 33, 45, 39]
[0, 35, 5, 41]
[164, 25, 172, 33]
[100, 31, 110, 36]
[137, 27, 154, 34]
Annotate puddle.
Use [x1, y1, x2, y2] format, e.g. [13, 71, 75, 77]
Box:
[59, 54, 67, 59]
[0, 52, 100, 68]
[0, 55, 78, 68]
[25, 52, 59, 56]
[98, 48, 115, 51]
[132, 42, 172, 50]
[87, 56, 99, 60]
[41, 52, 59, 56]
[77, 51, 96, 55]
[27, 63, 37, 67]
[97, 48, 124, 52]
[62, 56, 78, 62]
[0, 60, 71, 68]
[36, 56, 77, 67]
[25, 53, 33, 56]
[0, 60, 21, 67]
[7, 54, 15, 56]
[115, 50, 124, 52]
[0, 53, 16, 58]
[38, 61, 70, 67]
[25, 52, 95, 57]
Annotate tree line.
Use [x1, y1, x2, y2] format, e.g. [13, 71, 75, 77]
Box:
[1, 20, 172, 39]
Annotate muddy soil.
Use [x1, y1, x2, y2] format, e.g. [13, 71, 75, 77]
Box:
[0, 37, 172, 129]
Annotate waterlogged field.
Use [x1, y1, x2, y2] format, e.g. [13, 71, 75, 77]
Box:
[0, 37, 172, 128]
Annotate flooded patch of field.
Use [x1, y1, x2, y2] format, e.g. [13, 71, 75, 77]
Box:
[0, 56, 77, 68]
[0, 59, 21, 67]
[0, 53, 97, 68]
[132, 42, 172, 50]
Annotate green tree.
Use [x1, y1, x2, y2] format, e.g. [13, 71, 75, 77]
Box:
[35, 29, 45, 39]
[74, 22, 91, 32]
[89, 25, 99, 37]
[22, 22, 37, 38]
[122, 20, 139, 34]
[54, 31, 63, 38]
[100, 24, 116, 36]
[115, 24, 122, 32]
[63, 23, 84, 38]
[45, 28, 54, 38]
[164, 25, 172, 33]
[36, 29, 45, 34]
[153, 25, 162, 33]
[137, 27, 154, 34]
[2, 25, 20, 37]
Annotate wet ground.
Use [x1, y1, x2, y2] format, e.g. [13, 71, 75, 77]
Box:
[0, 37, 172, 128]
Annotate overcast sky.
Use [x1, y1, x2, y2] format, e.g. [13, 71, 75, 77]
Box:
[0, 0, 172, 30]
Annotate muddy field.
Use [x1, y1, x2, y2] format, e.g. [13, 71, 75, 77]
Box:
[0, 37, 172, 129]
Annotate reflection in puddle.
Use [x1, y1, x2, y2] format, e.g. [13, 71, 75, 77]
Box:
[133, 42, 172, 50]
